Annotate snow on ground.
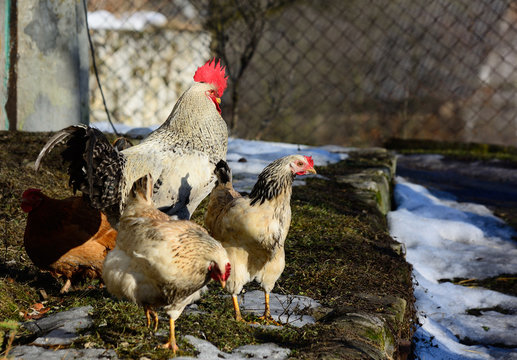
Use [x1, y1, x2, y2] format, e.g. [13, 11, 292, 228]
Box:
[175, 291, 319, 359]
[176, 335, 290, 360]
[388, 177, 517, 360]
[235, 290, 320, 327]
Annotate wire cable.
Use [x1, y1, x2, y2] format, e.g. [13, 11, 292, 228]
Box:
[81, 0, 120, 136]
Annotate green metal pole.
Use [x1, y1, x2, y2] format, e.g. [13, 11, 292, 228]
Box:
[3, 0, 11, 130]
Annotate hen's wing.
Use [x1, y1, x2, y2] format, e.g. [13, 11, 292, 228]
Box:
[205, 160, 242, 235]
[212, 197, 282, 252]
[116, 219, 214, 305]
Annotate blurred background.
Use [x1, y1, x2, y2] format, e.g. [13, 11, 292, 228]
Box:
[6, 0, 517, 147]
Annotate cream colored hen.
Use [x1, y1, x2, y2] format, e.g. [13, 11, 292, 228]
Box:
[205, 155, 316, 324]
[102, 174, 230, 353]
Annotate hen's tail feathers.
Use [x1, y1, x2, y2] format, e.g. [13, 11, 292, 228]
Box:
[214, 160, 232, 185]
[130, 174, 154, 204]
[35, 125, 124, 210]
[112, 137, 133, 151]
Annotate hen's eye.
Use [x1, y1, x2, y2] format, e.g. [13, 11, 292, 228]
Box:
[297, 162, 303, 166]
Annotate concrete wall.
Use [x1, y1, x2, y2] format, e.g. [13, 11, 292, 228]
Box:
[16, 0, 89, 131]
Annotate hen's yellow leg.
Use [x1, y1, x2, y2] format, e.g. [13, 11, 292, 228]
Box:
[144, 306, 159, 332]
[232, 295, 245, 322]
[159, 317, 179, 354]
[258, 292, 282, 326]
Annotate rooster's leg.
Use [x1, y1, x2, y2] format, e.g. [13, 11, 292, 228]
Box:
[60, 279, 72, 294]
[258, 292, 282, 326]
[232, 295, 245, 322]
[159, 317, 179, 354]
[144, 306, 159, 332]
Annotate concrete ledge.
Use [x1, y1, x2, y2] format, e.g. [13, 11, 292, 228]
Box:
[309, 148, 413, 360]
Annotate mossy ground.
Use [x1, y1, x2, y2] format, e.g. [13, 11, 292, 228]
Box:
[385, 138, 517, 163]
[0, 131, 415, 359]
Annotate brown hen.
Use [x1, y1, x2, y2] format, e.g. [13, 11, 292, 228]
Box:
[21, 189, 117, 293]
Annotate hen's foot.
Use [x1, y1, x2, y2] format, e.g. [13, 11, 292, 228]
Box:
[158, 341, 179, 354]
[257, 314, 282, 326]
[60, 279, 72, 294]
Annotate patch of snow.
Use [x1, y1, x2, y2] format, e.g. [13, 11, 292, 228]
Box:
[23, 306, 93, 346]
[175, 335, 290, 360]
[237, 290, 320, 328]
[8, 346, 117, 360]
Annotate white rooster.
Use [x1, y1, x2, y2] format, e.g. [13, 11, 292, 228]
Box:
[35, 59, 229, 226]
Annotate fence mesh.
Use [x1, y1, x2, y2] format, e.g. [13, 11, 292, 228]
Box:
[87, 0, 517, 147]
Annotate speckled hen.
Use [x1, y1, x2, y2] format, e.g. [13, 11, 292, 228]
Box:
[205, 155, 316, 324]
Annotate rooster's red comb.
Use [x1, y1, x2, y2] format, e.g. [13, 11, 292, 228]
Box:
[193, 58, 228, 97]
[304, 156, 314, 168]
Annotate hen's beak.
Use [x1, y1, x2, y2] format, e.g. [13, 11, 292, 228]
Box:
[220, 279, 226, 289]
[216, 97, 221, 104]
[306, 168, 317, 174]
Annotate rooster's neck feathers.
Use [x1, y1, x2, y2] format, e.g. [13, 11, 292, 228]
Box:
[146, 83, 228, 162]
[249, 159, 294, 206]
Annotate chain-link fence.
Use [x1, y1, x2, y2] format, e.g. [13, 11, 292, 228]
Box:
[86, 0, 517, 147]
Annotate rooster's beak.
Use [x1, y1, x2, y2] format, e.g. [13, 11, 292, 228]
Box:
[306, 168, 317, 174]
[220, 280, 226, 289]
[216, 97, 221, 104]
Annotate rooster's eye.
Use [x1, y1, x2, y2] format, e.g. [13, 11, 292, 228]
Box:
[297, 162, 303, 166]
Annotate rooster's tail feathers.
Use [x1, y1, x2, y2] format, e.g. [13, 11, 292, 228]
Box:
[214, 160, 232, 185]
[34, 125, 87, 171]
[130, 174, 153, 204]
[36, 125, 124, 210]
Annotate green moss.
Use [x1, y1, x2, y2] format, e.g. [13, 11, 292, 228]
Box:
[385, 138, 517, 163]
[0, 278, 39, 322]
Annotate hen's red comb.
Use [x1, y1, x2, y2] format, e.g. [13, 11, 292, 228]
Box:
[22, 188, 41, 199]
[304, 156, 314, 168]
[193, 58, 228, 97]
